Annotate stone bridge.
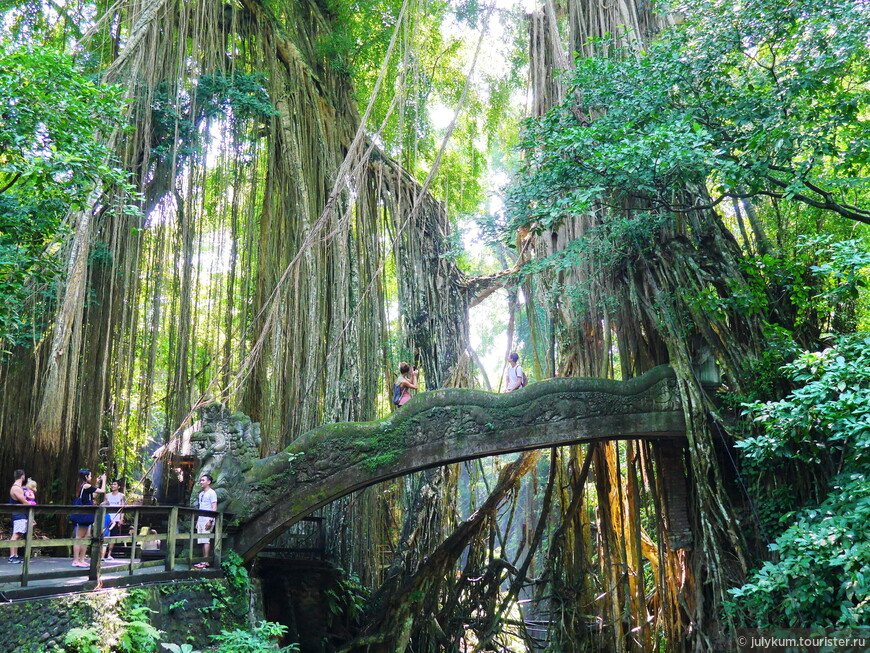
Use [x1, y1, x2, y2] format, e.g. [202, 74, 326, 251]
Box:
[188, 365, 687, 562]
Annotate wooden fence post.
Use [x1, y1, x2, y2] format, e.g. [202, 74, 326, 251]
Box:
[89, 507, 106, 583]
[166, 507, 178, 572]
[129, 509, 140, 576]
[188, 512, 196, 567]
[21, 506, 34, 587]
[213, 512, 223, 568]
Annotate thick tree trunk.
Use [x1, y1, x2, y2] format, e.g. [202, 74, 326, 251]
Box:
[524, 1, 755, 649]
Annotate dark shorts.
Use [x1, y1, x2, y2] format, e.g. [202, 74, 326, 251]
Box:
[103, 517, 122, 537]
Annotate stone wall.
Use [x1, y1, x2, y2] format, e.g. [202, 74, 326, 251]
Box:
[258, 558, 354, 651]
[0, 577, 262, 652]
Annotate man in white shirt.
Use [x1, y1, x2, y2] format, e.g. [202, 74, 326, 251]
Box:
[505, 352, 525, 392]
[193, 474, 218, 569]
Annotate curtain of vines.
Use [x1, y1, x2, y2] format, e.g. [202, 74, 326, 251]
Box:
[0, 0, 389, 500]
[518, 0, 771, 650]
[0, 0, 762, 650]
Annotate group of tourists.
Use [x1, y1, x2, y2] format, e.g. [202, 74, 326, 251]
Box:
[7, 469, 217, 568]
[69, 469, 125, 567]
[394, 351, 527, 405]
[6, 353, 527, 567]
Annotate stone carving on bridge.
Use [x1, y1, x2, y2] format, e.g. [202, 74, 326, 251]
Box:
[188, 402, 263, 513]
[208, 364, 686, 561]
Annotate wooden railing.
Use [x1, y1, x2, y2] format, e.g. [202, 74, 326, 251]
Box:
[0, 504, 225, 598]
[260, 516, 325, 559]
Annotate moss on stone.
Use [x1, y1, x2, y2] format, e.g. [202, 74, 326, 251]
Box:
[230, 365, 683, 559]
[0, 577, 257, 652]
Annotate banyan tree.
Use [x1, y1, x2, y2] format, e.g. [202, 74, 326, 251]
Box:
[2, 0, 863, 649]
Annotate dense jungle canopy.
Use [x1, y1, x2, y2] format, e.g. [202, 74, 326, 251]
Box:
[1, 0, 869, 650]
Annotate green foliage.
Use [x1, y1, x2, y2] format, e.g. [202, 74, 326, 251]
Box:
[325, 570, 368, 622]
[506, 0, 870, 236]
[716, 323, 796, 416]
[0, 193, 64, 346]
[196, 73, 276, 127]
[741, 336, 870, 470]
[62, 628, 101, 653]
[0, 48, 128, 190]
[517, 210, 669, 280]
[0, 45, 132, 348]
[161, 645, 200, 653]
[149, 73, 274, 162]
[118, 587, 162, 652]
[210, 621, 299, 653]
[803, 236, 870, 332]
[118, 617, 162, 653]
[724, 234, 870, 351]
[220, 551, 250, 595]
[727, 470, 870, 627]
[729, 334, 870, 626]
[336, 0, 524, 231]
[213, 551, 252, 619]
[197, 597, 224, 615]
[315, 0, 404, 85]
[160, 616, 298, 653]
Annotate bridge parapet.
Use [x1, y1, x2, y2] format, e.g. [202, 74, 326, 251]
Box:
[214, 365, 684, 561]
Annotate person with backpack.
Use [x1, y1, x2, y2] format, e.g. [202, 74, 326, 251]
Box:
[70, 469, 106, 568]
[505, 352, 526, 392]
[394, 362, 419, 407]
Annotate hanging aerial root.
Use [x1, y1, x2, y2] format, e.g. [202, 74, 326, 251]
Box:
[339, 450, 542, 652]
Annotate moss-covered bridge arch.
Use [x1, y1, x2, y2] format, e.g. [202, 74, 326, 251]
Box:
[194, 365, 688, 562]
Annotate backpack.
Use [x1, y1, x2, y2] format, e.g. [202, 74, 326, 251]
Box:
[392, 382, 403, 406]
[519, 371, 527, 388]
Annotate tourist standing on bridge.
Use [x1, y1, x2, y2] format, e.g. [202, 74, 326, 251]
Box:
[7, 469, 27, 563]
[70, 470, 106, 568]
[194, 474, 217, 569]
[396, 362, 419, 406]
[505, 352, 526, 392]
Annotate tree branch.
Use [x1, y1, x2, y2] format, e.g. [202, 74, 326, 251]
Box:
[0, 172, 21, 194]
[467, 268, 518, 308]
[762, 174, 870, 224]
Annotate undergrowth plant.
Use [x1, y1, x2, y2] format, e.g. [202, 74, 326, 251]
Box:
[210, 621, 299, 652]
[61, 628, 101, 653]
[728, 334, 870, 626]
